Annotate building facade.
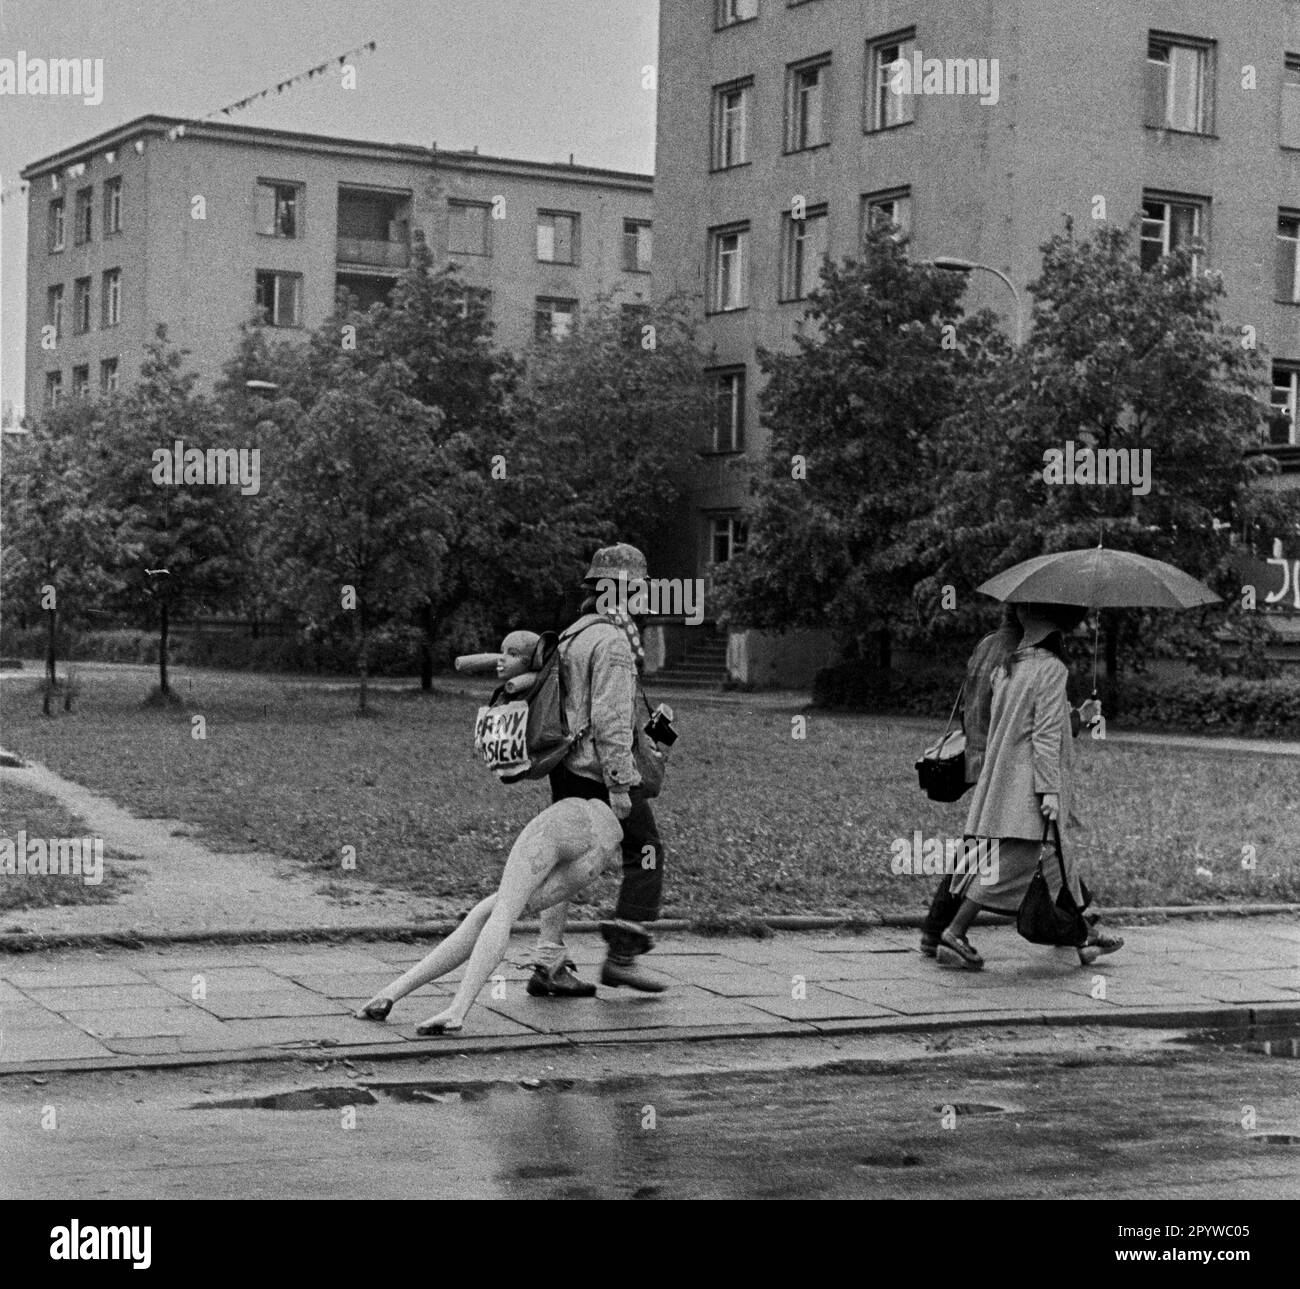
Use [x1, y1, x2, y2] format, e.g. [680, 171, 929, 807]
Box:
[653, 0, 1300, 668]
[23, 115, 653, 405]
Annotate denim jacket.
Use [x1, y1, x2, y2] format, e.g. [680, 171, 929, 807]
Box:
[558, 613, 640, 790]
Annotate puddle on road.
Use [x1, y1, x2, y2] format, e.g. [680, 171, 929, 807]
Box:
[1179, 1024, 1300, 1060]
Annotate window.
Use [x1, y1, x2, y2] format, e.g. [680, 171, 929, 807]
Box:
[623, 219, 652, 272]
[1283, 55, 1300, 149]
[621, 302, 651, 347]
[255, 270, 301, 326]
[535, 296, 577, 341]
[46, 284, 65, 340]
[99, 357, 119, 393]
[710, 515, 750, 563]
[71, 365, 90, 399]
[862, 188, 912, 243]
[256, 182, 302, 237]
[709, 368, 746, 452]
[712, 79, 752, 169]
[73, 277, 92, 333]
[103, 176, 122, 234]
[46, 371, 64, 408]
[1278, 213, 1300, 302]
[716, 0, 757, 28]
[448, 200, 491, 256]
[781, 205, 829, 300]
[1269, 364, 1300, 446]
[536, 211, 579, 264]
[101, 268, 122, 326]
[1140, 195, 1206, 271]
[786, 57, 830, 151]
[1145, 35, 1213, 134]
[74, 187, 93, 245]
[867, 29, 915, 130]
[709, 224, 749, 312]
[48, 198, 65, 252]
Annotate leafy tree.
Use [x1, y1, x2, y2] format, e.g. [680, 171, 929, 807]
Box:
[521, 293, 712, 600]
[909, 223, 1300, 691]
[271, 354, 446, 713]
[0, 402, 128, 713]
[96, 327, 243, 701]
[715, 232, 1005, 669]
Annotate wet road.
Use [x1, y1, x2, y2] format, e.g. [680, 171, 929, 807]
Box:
[1, 1026, 1297, 1199]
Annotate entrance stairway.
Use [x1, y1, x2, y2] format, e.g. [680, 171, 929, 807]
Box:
[650, 628, 729, 690]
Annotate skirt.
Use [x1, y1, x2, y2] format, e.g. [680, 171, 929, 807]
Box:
[948, 834, 1083, 917]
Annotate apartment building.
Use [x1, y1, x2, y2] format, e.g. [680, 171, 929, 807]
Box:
[653, 0, 1300, 676]
[23, 115, 653, 406]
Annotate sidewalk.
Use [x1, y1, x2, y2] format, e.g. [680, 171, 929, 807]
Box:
[2, 919, 1296, 1075]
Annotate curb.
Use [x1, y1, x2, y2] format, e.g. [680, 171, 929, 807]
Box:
[3, 1002, 1297, 1081]
[3, 903, 1298, 955]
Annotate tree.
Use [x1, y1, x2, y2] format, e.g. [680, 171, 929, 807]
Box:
[97, 327, 243, 701]
[271, 354, 447, 714]
[0, 403, 127, 713]
[521, 293, 712, 594]
[715, 231, 1006, 669]
[910, 222, 1300, 690]
[213, 322, 310, 640]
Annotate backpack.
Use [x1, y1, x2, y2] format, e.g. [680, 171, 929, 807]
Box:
[473, 621, 602, 783]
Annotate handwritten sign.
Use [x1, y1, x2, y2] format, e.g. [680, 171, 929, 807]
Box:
[474, 701, 531, 775]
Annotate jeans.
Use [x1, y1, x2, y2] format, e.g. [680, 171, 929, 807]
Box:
[531, 763, 665, 970]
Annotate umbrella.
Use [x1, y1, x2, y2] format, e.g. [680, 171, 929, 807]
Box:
[976, 545, 1220, 699]
[975, 547, 1220, 610]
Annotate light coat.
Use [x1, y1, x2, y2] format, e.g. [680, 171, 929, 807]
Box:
[963, 646, 1073, 842]
[556, 613, 640, 790]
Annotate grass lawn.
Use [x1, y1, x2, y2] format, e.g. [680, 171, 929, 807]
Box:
[1, 664, 1296, 921]
[0, 781, 132, 912]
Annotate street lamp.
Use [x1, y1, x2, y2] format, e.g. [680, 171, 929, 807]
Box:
[930, 256, 1023, 346]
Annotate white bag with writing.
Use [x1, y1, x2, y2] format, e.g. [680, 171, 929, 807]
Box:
[474, 700, 532, 778]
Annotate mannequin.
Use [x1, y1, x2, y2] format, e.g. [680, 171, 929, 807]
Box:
[355, 797, 622, 1033]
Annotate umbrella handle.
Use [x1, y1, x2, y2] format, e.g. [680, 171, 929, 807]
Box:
[1091, 617, 1100, 698]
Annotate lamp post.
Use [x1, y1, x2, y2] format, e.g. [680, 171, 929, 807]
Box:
[930, 256, 1023, 346]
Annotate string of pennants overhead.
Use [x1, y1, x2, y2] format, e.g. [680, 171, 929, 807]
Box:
[0, 39, 379, 204]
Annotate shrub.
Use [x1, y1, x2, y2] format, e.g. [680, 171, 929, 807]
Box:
[814, 662, 1300, 737]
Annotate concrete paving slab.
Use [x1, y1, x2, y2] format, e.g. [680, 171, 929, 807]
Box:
[144, 967, 299, 995]
[0, 1027, 115, 1061]
[193, 990, 352, 1020]
[690, 970, 800, 997]
[0, 1005, 76, 1030]
[742, 987, 899, 1021]
[61, 1008, 231, 1039]
[0, 964, 150, 989]
[17, 984, 185, 1011]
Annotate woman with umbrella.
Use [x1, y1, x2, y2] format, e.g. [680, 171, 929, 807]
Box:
[936, 600, 1123, 970]
[936, 545, 1219, 969]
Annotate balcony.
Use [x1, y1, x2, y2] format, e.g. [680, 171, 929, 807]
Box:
[336, 236, 410, 269]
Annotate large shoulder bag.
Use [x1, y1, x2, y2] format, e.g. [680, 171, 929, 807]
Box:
[1017, 821, 1092, 946]
[915, 680, 970, 802]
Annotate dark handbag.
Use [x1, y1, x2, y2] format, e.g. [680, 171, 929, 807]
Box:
[915, 681, 970, 803]
[1017, 821, 1092, 946]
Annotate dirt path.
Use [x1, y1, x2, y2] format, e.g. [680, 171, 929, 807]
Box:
[0, 760, 454, 937]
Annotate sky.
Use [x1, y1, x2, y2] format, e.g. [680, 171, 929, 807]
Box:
[0, 0, 659, 415]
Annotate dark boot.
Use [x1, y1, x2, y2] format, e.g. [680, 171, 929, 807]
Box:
[526, 960, 597, 998]
[599, 920, 667, 993]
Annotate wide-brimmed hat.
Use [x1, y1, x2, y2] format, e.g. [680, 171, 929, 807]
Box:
[584, 543, 648, 584]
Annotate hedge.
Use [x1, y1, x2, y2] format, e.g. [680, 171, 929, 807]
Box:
[813, 662, 1300, 738]
[0, 626, 421, 677]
